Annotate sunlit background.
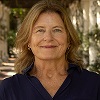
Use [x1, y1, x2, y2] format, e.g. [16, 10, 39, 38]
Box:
[0, 0, 100, 81]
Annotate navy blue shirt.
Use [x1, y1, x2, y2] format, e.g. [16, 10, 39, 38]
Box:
[0, 64, 100, 100]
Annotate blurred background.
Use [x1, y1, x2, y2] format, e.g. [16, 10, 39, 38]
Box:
[0, 0, 100, 81]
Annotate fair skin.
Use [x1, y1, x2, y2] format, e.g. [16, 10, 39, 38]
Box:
[29, 12, 70, 97]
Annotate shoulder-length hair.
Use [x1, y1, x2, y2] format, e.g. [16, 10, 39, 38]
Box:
[15, 0, 83, 73]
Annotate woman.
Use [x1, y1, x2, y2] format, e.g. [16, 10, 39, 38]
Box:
[0, 0, 100, 100]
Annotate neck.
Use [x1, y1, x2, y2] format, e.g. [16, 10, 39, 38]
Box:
[31, 58, 69, 78]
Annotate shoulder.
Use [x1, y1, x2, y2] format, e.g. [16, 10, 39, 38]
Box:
[81, 69, 100, 99]
[79, 69, 100, 85]
[0, 74, 25, 89]
[0, 74, 21, 99]
[81, 69, 100, 79]
[69, 64, 100, 83]
[0, 74, 27, 100]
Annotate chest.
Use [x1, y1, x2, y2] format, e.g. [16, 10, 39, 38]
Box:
[3, 73, 99, 100]
[7, 80, 98, 100]
[38, 76, 67, 97]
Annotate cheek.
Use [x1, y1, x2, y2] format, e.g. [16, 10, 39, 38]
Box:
[61, 35, 68, 46]
[29, 37, 37, 49]
[30, 36, 39, 46]
[29, 39, 38, 55]
[61, 37, 69, 52]
[29, 36, 43, 53]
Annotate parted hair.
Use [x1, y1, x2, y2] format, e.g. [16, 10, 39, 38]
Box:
[15, 0, 83, 73]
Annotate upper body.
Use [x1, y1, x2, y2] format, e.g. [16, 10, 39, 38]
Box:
[0, 63, 100, 100]
[0, 0, 100, 100]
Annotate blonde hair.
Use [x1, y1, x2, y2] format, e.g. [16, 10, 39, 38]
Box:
[15, 0, 83, 73]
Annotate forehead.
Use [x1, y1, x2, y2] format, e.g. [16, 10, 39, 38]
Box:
[33, 12, 64, 26]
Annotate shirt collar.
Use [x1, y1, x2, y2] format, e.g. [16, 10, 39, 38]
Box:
[22, 62, 81, 75]
[22, 63, 34, 74]
[67, 63, 81, 74]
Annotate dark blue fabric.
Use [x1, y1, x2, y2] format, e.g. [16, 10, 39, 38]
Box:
[0, 64, 100, 100]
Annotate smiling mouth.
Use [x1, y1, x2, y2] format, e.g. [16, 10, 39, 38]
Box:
[40, 45, 57, 48]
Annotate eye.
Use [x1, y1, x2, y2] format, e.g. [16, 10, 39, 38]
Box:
[36, 29, 45, 33]
[53, 29, 62, 33]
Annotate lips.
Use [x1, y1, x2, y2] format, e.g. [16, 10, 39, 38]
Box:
[40, 45, 57, 48]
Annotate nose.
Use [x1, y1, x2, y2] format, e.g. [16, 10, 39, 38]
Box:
[43, 31, 53, 41]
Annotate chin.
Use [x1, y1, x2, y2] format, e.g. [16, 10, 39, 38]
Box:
[37, 56, 58, 60]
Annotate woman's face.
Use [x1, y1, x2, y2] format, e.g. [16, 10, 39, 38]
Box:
[29, 12, 69, 61]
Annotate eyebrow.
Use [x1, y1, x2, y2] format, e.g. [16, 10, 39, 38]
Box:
[52, 26, 64, 29]
[33, 25, 64, 30]
[33, 26, 45, 30]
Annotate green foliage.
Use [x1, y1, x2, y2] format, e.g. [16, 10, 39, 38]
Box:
[7, 8, 28, 57]
[77, 25, 100, 74]
[88, 26, 100, 74]
[7, 30, 16, 57]
[89, 25, 100, 45]
[8, 8, 28, 46]
[7, 30, 16, 48]
[10, 8, 28, 31]
[10, 8, 28, 21]
[89, 61, 100, 74]
[10, 13, 17, 31]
